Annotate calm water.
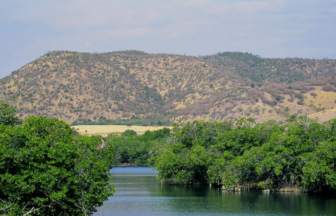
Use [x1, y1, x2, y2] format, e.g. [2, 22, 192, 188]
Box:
[93, 167, 336, 216]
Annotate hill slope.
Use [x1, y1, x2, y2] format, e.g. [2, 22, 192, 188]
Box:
[1, 51, 336, 125]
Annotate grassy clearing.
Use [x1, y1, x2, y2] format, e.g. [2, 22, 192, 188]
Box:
[72, 125, 172, 136]
[308, 109, 336, 123]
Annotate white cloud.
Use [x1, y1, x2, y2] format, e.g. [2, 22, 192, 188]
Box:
[0, 0, 335, 77]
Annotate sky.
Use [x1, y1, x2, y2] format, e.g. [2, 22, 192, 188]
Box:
[0, 0, 335, 78]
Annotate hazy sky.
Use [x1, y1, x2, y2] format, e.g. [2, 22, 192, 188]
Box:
[0, 0, 335, 78]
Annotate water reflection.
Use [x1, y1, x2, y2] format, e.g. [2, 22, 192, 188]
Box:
[93, 167, 336, 216]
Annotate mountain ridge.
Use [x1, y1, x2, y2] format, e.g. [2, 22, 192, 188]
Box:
[1, 50, 336, 125]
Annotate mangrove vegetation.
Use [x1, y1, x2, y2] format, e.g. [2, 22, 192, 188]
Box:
[150, 117, 336, 192]
[0, 100, 115, 216]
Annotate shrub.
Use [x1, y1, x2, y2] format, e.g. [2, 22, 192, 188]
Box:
[297, 100, 304, 105]
[310, 92, 317, 97]
[323, 84, 334, 92]
[0, 99, 22, 126]
[122, 129, 137, 137]
[295, 93, 304, 100]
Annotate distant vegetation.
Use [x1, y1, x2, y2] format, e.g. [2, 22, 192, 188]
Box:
[1, 50, 336, 125]
[71, 115, 169, 126]
[205, 52, 336, 84]
[106, 128, 170, 166]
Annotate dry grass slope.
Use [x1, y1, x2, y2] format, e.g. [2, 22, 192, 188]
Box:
[72, 125, 172, 136]
[1, 50, 336, 124]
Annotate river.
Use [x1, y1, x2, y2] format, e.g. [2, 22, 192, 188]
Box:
[93, 167, 336, 216]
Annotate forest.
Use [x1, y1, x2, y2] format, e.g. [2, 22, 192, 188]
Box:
[0, 98, 170, 215]
[149, 117, 336, 192]
[106, 128, 171, 166]
[103, 114, 336, 193]
[2, 98, 336, 215]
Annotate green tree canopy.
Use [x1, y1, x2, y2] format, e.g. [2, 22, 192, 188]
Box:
[0, 101, 115, 216]
[0, 99, 22, 126]
[150, 118, 336, 192]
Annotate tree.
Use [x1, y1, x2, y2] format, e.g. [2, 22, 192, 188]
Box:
[150, 117, 336, 192]
[0, 102, 115, 216]
[121, 129, 137, 137]
[0, 99, 22, 126]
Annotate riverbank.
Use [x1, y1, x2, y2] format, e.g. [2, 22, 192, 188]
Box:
[114, 163, 140, 167]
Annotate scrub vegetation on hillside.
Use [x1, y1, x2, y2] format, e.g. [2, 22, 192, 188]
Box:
[1, 51, 336, 125]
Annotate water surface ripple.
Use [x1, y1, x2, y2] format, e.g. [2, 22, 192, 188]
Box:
[93, 167, 336, 216]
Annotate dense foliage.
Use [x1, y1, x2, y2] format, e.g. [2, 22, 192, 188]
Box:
[106, 128, 171, 166]
[0, 98, 22, 126]
[0, 100, 115, 216]
[150, 117, 336, 192]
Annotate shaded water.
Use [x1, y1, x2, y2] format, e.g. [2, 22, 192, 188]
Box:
[93, 167, 336, 216]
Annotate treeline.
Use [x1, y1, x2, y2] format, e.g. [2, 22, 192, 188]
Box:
[150, 117, 336, 192]
[106, 128, 170, 166]
[71, 115, 169, 126]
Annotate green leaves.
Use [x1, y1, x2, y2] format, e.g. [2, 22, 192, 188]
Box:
[0, 116, 115, 215]
[302, 141, 336, 189]
[151, 117, 336, 192]
[0, 99, 22, 126]
[106, 128, 171, 166]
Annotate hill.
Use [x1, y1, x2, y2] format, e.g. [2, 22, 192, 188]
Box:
[1, 51, 336, 125]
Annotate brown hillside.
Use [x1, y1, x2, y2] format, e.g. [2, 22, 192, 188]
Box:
[1, 51, 336, 125]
